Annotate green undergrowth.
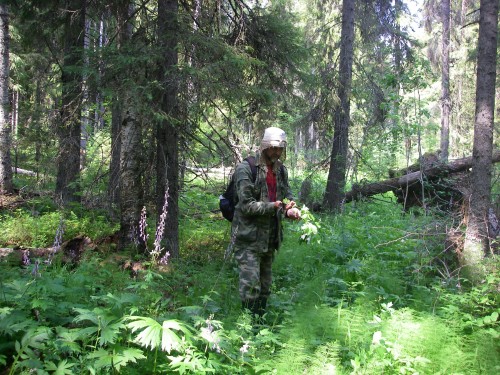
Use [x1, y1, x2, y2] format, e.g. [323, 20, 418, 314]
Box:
[0, 188, 499, 374]
[0, 197, 118, 248]
[263, 198, 499, 374]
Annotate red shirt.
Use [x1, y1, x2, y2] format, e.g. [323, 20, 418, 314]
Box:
[266, 166, 277, 201]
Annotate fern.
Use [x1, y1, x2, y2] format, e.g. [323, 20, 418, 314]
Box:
[306, 342, 342, 374]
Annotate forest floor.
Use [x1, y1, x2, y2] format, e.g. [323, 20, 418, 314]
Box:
[0, 188, 499, 374]
[0, 192, 23, 210]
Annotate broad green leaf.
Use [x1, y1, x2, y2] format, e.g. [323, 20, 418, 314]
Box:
[112, 348, 146, 371]
[125, 316, 162, 350]
[73, 308, 100, 325]
[0, 307, 13, 318]
[87, 348, 113, 370]
[162, 321, 183, 353]
[45, 359, 74, 375]
[125, 316, 192, 353]
[99, 321, 125, 346]
[87, 347, 146, 372]
[76, 326, 99, 339]
[21, 327, 51, 349]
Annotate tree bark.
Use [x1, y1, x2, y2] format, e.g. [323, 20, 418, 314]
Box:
[462, 0, 498, 281]
[55, 0, 86, 205]
[81, 17, 90, 169]
[114, 0, 145, 252]
[323, 0, 355, 212]
[0, 5, 13, 194]
[109, 99, 122, 209]
[156, 0, 179, 259]
[119, 101, 142, 250]
[108, 0, 131, 210]
[440, 0, 451, 161]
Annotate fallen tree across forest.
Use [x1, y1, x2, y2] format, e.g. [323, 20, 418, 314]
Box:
[11, 167, 37, 176]
[345, 150, 500, 208]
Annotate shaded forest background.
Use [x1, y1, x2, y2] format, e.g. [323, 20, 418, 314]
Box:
[0, 0, 497, 255]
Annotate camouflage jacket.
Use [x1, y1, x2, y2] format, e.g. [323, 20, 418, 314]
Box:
[231, 153, 294, 251]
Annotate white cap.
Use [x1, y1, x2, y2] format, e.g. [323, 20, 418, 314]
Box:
[261, 127, 287, 150]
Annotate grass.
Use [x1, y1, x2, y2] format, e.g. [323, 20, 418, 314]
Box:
[0, 183, 499, 374]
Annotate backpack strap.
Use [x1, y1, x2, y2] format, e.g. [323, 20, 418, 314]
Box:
[279, 164, 285, 180]
[244, 156, 258, 182]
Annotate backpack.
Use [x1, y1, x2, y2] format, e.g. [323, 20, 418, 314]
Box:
[219, 156, 257, 222]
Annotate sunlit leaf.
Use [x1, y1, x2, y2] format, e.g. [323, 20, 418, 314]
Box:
[125, 316, 192, 354]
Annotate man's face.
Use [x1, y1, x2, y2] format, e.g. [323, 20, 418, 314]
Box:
[264, 146, 283, 164]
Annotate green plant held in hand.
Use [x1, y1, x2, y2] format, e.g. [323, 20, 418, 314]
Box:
[297, 205, 320, 244]
[282, 198, 320, 245]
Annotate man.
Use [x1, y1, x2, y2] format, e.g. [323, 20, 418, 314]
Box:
[231, 127, 301, 318]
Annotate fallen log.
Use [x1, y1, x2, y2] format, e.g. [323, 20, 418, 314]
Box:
[12, 167, 37, 176]
[388, 151, 441, 177]
[345, 150, 500, 203]
[0, 236, 94, 266]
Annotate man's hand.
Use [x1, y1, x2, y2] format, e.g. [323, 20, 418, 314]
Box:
[274, 200, 301, 220]
[284, 200, 296, 211]
[284, 201, 301, 220]
[286, 207, 301, 220]
[275, 200, 295, 211]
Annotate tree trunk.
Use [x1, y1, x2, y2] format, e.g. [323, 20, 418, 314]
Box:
[11, 90, 18, 176]
[55, 0, 86, 205]
[109, 99, 122, 209]
[108, 0, 131, 210]
[81, 17, 90, 170]
[114, 0, 144, 251]
[323, 0, 355, 212]
[119, 101, 142, 250]
[440, 0, 451, 161]
[34, 81, 42, 179]
[94, 16, 105, 131]
[156, 0, 179, 260]
[462, 0, 498, 281]
[0, 5, 13, 194]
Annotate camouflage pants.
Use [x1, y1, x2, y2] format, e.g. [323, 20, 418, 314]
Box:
[234, 246, 275, 301]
